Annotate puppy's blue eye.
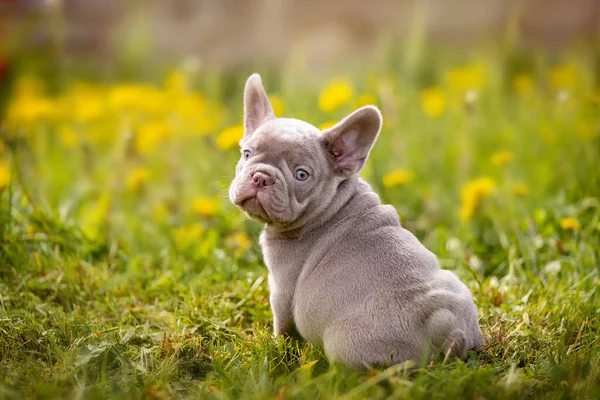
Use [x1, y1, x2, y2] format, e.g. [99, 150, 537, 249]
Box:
[295, 169, 309, 181]
[243, 150, 251, 160]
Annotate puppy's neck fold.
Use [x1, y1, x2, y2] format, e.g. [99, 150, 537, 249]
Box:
[265, 176, 378, 240]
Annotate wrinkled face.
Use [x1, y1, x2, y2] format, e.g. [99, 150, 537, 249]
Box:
[229, 118, 336, 228]
[229, 74, 382, 231]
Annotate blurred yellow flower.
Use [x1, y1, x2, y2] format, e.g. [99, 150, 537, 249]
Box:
[153, 202, 170, 222]
[382, 169, 415, 188]
[513, 74, 534, 96]
[192, 196, 220, 217]
[491, 151, 513, 167]
[228, 231, 252, 253]
[446, 64, 486, 94]
[318, 120, 337, 130]
[60, 126, 79, 148]
[135, 121, 169, 154]
[511, 182, 530, 196]
[356, 93, 377, 107]
[318, 79, 353, 113]
[559, 217, 581, 231]
[174, 223, 204, 250]
[548, 64, 579, 91]
[216, 125, 244, 150]
[7, 94, 54, 125]
[460, 177, 495, 221]
[126, 167, 151, 192]
[420, 87, 446, 118]
[268, 94, 284, 117]
[71, 84, 105, 122]
[0, 161, 10, 190]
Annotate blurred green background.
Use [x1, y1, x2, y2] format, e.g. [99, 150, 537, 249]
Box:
[0, 1, 599, 399]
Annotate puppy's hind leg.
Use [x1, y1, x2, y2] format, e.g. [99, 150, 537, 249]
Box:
[322, 315, 422, 369]
[426, 309, 468, 359]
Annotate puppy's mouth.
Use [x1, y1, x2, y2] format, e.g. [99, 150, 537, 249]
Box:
[239, 195, 270, 221]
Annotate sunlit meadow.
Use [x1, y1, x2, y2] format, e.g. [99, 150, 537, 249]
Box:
[0, 36, 599, 399]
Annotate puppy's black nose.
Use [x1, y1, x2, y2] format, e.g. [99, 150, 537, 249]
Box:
[252, 171, 274, 188]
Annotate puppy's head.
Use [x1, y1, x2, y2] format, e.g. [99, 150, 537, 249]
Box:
[229, 74, 382, 231]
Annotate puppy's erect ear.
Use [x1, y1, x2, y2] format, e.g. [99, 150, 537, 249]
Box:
[243, 73, 275, 139]
[322, 106, 383, 175]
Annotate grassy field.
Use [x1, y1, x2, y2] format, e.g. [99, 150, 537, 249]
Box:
[0, 39, 599, 399]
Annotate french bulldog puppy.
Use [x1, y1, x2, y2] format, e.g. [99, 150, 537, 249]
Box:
[229, 74, 484, 369]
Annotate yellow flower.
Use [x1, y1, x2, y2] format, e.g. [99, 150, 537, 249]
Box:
[59, 126, 79, 148]
[135, 121, 169, 154]
[511, 182, 530, 196]
[174, 223, 204, 250]
[420, 87, 446, 118]
[559, 217, 581, 231]
[216, 125, 244, 150]
[513, 74, 534, 96]
[446, 64, 486, 94]
[356, 93, 377, 107]
[268, 94, 284, 117]
[548, 64, 579, 91]
[153, 202, 170, 222]
[318, 79, 353, 113]
[491, 151, 514, 167]
[318, 120, 337, 130]
[126, 167, 151, 192]
[6, 94, 54, 125]
[192, 197, 220, 217]
[0, 161, 11, 190]
[228, 231, 252, 253]
[71, 83, 105, 122]
[382, 169, 415, 188]
[459, 177, 496, 221]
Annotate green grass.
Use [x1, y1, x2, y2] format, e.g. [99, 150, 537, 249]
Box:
[1, 39, 599, 399]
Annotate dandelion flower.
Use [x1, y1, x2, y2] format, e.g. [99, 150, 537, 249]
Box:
[0, 161, 10, 190]
[135, 121, 169, 155]
[153, 202, 170, 222]
[192, 197, 220, 217]
[126, 167, 151, 192]
[491, 151, 514, 167]
[318, 79, 353, 113]
[459, 177, 495, 221]
[420, 87, 446, 118]
[216, 125, 244, 150]
[446, 64, 486, 94]
[60, 126, 79, 148]
[382, 169, 415, 188]
[559, 217, 581, 231]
